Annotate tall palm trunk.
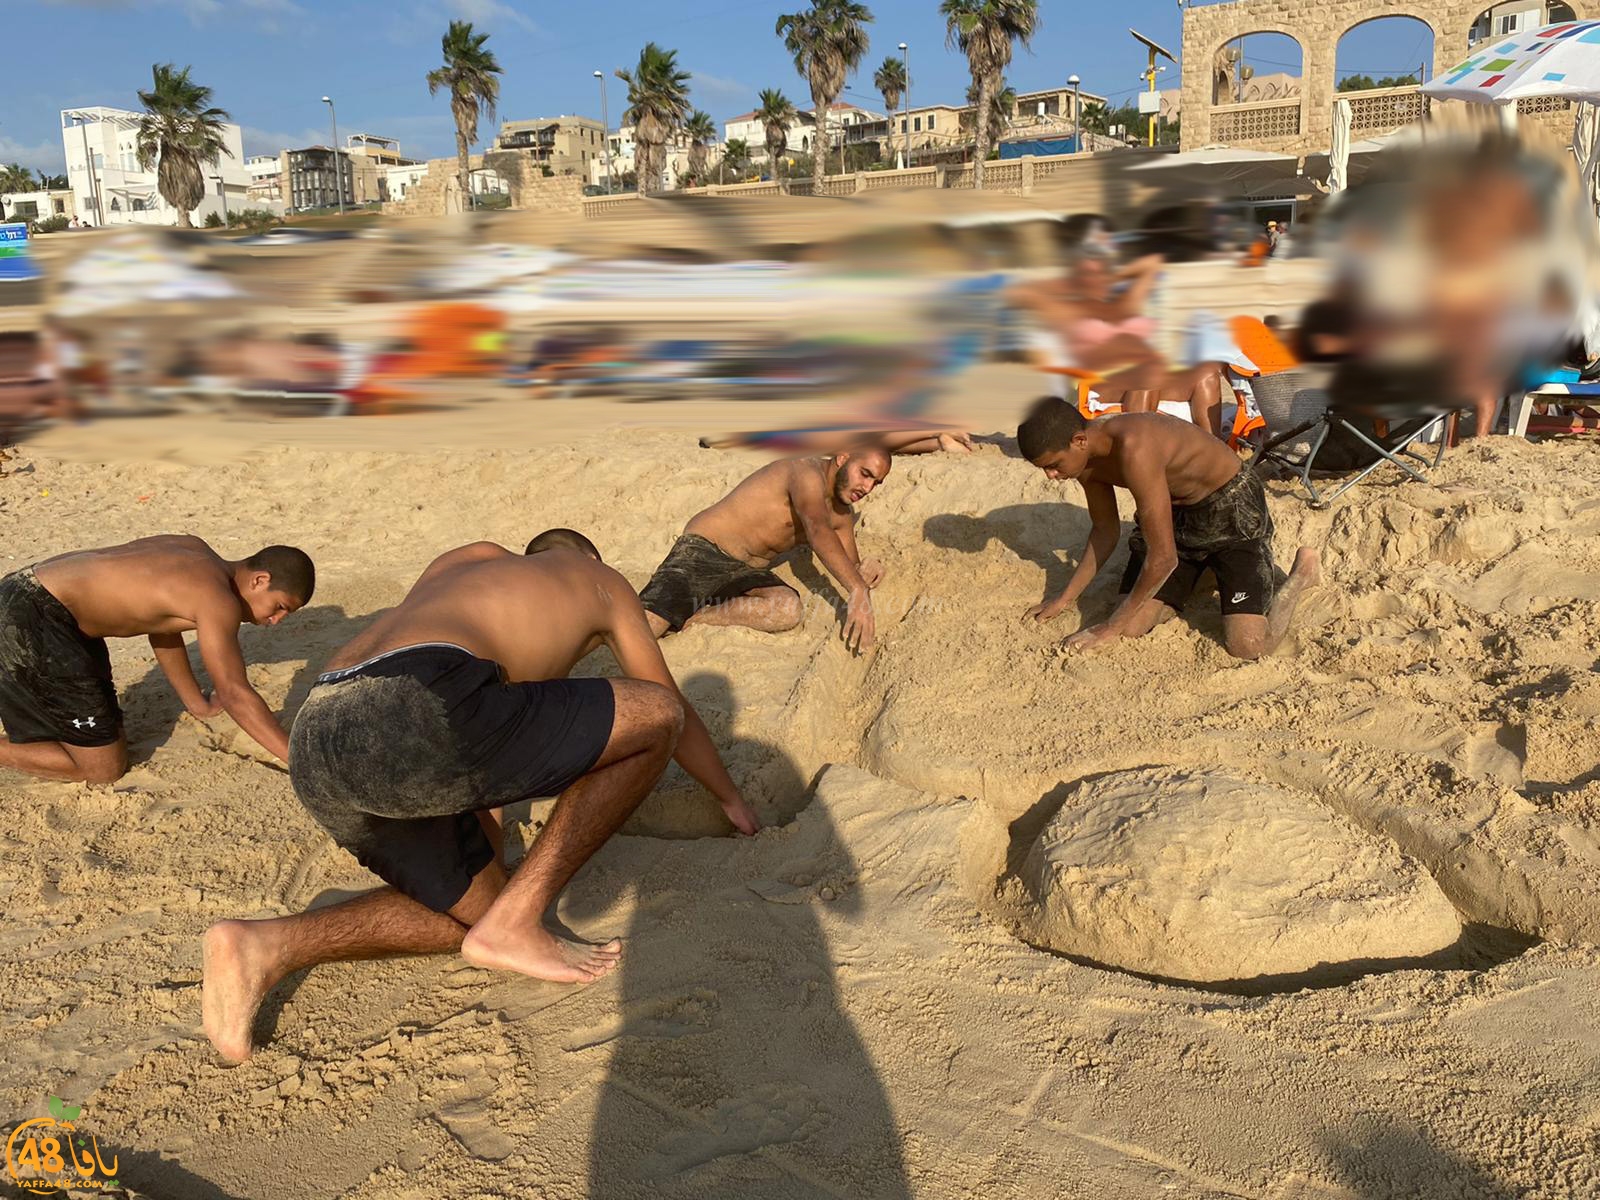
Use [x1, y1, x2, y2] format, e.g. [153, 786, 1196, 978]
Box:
[453, 97, 473, 209]
[811, 91, 828, 191]
[973, 71, 993, 189]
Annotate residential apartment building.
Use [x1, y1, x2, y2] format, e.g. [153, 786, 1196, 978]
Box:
[245, 154, 283, 207]
[0, 188, 75, 224]
[345, 134, 415, 205]
[284, 146, 353, 212]
[61, 105, 249, 227]
[492, 115, 605, 178]
[1468, 0, 1574, 45]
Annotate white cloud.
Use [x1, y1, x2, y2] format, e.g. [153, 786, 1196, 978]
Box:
[687, 69, 753, 105]
[443, 0, 540, 35]
[238, 125, 327, 158]
[0, 135, 67, 176]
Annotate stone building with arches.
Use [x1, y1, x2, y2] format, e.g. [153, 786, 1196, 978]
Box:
[1179, 0, 1600, 152]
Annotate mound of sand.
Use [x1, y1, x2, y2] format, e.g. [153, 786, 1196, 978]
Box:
[1015, 769, 1463, 985]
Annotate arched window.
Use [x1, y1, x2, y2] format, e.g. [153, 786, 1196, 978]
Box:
[1212, 32, 1304, 106]
[1335, 16, 1434, 95]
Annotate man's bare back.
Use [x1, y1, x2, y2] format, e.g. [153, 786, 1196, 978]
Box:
[36, 535, 264, 638]
[1072, 413, 1241, 503]
[330, 544, 626, 682]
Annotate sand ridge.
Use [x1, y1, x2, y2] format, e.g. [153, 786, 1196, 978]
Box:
[0, 429, 1597, 1198]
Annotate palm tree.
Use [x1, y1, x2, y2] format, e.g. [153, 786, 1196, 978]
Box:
[0, 164, 33, 193]
[724, 137, 751, 181]
[134, 63, 232, 228]
[963, 77, 1016, 148]
[776, 0, 873, 191]
[616, 43, 692, 196]
[756, 88, 798, 188]
[873, 55, 907, 165]
[426, 20, 502, 210]
[941, 0, 1038, 188]
[685, 109, 716, 186]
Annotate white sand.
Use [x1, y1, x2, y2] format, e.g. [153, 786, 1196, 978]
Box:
[1, 408, 1598, 1199]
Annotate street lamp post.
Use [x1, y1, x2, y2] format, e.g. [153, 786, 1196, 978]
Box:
[899, 42, 910, 170]
[1068, 73, 1081, 152]
[594, 70, 614, 194]
[321, 96, 345, 216]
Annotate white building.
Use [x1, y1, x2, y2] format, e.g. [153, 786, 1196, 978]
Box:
[61, 105, 250, 227]
[245, 154, 283, 207]
[723, 103, 881, 164]
[1469, 1, 1574, 45]
[1, 188, 75, 226]
[384, 162, 431, 205]
[593, 125, 717, 190]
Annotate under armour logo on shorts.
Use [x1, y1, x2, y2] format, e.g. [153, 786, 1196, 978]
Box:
[1231, 592, 1248, 605]
[71, 717, 97, 729]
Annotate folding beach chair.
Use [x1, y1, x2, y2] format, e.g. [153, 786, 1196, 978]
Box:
[1507, 379, 1600, 436]
[1250, 365, 1450, 509]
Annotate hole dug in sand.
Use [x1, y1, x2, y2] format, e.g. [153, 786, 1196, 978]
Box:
[1000, 767, 1530, 995]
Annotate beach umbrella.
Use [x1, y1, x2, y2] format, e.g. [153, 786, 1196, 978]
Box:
[1328, 97, 1353, 195]
[1423, 20, 1600, 104]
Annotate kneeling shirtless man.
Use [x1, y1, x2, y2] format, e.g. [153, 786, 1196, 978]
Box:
[0, 536, 313, 783]
[640, 446, 891, 653]
[1017, 399, 1319, 659]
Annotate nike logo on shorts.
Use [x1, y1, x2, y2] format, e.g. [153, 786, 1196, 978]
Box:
[1231, 592, 1248, 604]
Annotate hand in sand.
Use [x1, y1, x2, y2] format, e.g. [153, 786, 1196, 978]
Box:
[1025, 599, 1066, 623]
[722, 793, 762, 835]
[1064, 622, 1121, 653]
[937, 432, 975, 454]
[842, 592, 876, 655]
[858, 558, 885, 588]
[188, 692, 226, 719]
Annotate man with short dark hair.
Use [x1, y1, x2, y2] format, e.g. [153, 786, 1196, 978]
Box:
[524, 527, 602, 558]
[0, 535, 313, 783]
[639, 447, 891, 653]
[1016, 397, 1320, 659]
[201, 531, 757, 1061]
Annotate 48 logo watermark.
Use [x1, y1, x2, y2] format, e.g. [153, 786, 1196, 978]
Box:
[5, 1096, 121, 1192]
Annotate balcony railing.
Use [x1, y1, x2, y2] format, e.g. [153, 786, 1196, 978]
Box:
[1209, 98, 1302, 143]
[1345, 84, 1428, 135]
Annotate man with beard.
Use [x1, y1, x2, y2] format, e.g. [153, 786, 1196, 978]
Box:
[640, 446, 890, 653]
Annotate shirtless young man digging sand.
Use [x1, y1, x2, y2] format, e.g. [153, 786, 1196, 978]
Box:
[202, 530, 757, 1062]
[0, 536, 313, 783]
[1016, 398, 1320, 659]
[640, 446, 891, 653]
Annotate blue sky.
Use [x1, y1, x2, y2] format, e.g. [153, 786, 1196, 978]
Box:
[7, 0, 1428, 174]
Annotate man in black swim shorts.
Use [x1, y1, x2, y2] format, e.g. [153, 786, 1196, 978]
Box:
[1016, 399, 1322, 660]
[201, 530, 757, 1062]
[639, 447, 891, 653]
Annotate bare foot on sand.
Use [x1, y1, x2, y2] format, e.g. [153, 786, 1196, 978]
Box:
[202, 921, 279, 1063]
[460, 922, 622, 984]
[1292, 545, 1321, 587]
[938, 432, 975, 454]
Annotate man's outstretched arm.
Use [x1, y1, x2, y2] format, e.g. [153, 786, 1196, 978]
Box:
[193, 594, 290, 762]
[603, 577, 759, 833]
[788, 470, 875, 652]
[149, 633, 222, 717]
[1069, 457, 1177, 650]
[1028, 480, 1122, 622]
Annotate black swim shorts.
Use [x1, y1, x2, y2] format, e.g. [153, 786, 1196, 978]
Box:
[0, 567, 122, 748]
[1119, 468, 1277, 618]
[638, 533, 795, 633]
[289, 643, 616, 913]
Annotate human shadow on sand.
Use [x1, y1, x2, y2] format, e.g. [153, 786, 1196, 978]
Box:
[923, 505, 1131, 612]
[579, 671, 910, 1199]
[1320, 1126, 1520, 1199]
[116, 604, 378, 767]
